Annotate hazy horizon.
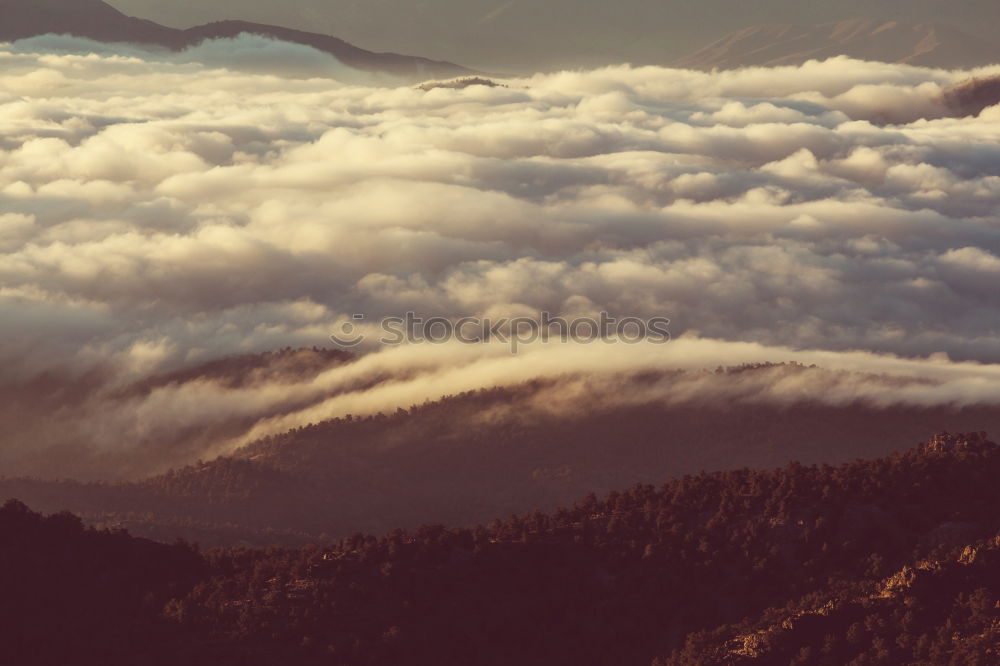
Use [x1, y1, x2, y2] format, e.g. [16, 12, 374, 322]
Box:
[104, 0, 1000, 71]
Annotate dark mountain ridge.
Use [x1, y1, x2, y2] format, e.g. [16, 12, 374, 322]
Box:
[2, 432, 999, 665]
[0, 0, 473, 78]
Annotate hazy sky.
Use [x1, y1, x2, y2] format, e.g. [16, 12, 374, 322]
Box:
[105, 0, 1000, 71]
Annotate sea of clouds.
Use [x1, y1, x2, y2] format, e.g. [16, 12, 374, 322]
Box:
[3, 35, 1000, 477]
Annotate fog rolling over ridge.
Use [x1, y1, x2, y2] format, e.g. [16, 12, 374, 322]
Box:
[10, 357, 1000, 544]
[3, 31, 1000, 482]
[0, 0, 473, 80]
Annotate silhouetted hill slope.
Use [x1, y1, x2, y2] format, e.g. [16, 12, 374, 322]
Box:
[673, 18, 1000, 70]
[5, 433, 999, 664]
[0, 0, 473, 78]
[0, 499, 204, 665]
[7, 364, 1000, 546]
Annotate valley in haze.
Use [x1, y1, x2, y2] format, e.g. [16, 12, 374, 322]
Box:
[2, 0, 1000, 664]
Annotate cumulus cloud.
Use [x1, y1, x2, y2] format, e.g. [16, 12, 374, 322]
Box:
[3, 43, 1000, 477]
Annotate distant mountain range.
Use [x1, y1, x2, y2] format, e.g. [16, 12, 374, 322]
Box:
[4, 2, 998, 74]
[672, 18, 1000, 70]
[0, 0, 474, 78]
[105, 0, 1000, 72]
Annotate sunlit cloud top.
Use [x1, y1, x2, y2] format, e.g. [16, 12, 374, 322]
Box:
[3, 39, 1000, 475]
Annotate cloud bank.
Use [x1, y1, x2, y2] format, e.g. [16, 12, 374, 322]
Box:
[3, 41, 1000, 476]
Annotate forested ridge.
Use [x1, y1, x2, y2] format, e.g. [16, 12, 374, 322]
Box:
[6, 363, 1000, 546]
[2, 432, 999, 665]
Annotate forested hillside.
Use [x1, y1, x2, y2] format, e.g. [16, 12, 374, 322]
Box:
[6, 364, 1000, 545]
[0, 500, 204, 665]
[2, 433, 999, 665]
